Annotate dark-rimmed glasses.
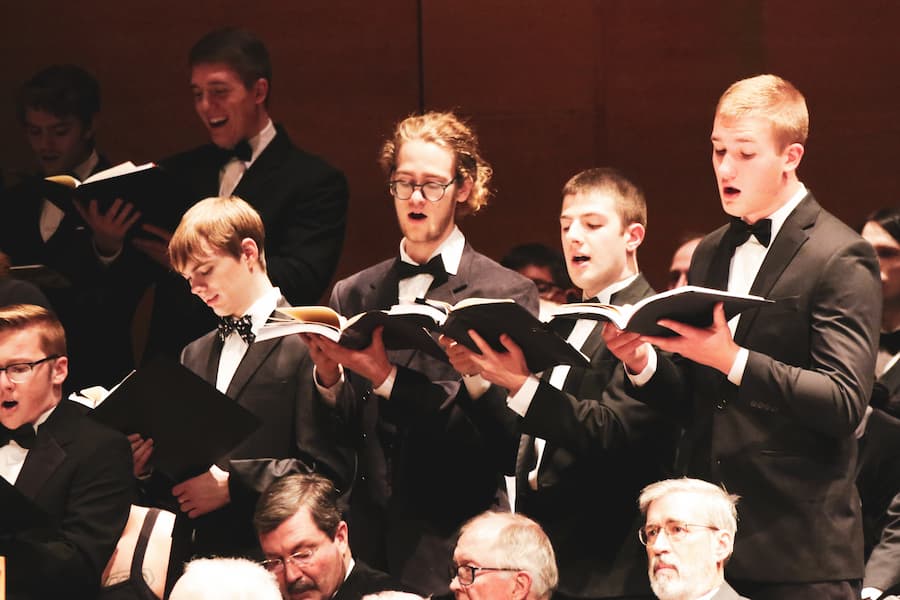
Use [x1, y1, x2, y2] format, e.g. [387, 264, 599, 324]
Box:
[260, 546, 318, 573]
[451, 564, 520, 586]
[638, 521, 719, 545]
[0, 355, 61, 384]
[389, 179, 456, 202]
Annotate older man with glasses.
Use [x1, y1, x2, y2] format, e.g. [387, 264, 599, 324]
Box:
[638, 478, 746, 600]
[449, 511, 558, 600]
[254, 473, 397, 600]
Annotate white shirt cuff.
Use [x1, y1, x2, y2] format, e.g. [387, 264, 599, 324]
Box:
[371, 365, 398, 398]
[507, 375, 541, 417]
[727, 347, 749, 386]
[93, 239, 122, 265]
[626, 343, 658, 387]
[462, 374, 491, 400]
[313, 365, 344, 407]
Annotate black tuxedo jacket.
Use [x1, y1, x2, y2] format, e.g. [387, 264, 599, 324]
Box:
[857, 358, 900, 592]
[0, 400, 133, 599]
[177, 310, 355, 558]
[129, 126, 349, 360]
[465, 274, 677, 598]
[328, 243, 538, 595]
[333, 560, 396, 600]
[0, 158, 141, 390]
[632, 193, 881, 582]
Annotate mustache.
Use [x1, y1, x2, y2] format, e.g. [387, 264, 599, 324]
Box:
[287, 580, 316, 595]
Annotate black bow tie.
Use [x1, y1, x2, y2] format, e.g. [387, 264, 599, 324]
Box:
[395, 255, 449, 289]
[0, 423, 36, 449]
[881, 330, 900, 355]
[217, 314, 255, 344]
[726, 217, 772, 248]
[215, 139, 252, 164]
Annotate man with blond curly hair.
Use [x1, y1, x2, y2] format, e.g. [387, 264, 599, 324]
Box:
[305, 111, 538, 595]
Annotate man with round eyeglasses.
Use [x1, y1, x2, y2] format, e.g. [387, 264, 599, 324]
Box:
[449, 511, 558, 600]
[638, 478, 747, 600]
[0, 303, 133, 598]
[254, 473, 396, 600]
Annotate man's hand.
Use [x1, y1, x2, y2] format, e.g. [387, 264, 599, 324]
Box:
[643, 302, 739, 375]
[601, 322, 652, 374]
[127, 433, 154, 478]
[301, 332, 342, 387]
[74, 197, 141, 257]
[171, 467, 230, 518]
[306, 326, 393, 388]
[131, 223, 173, 269]
[442, 330, 530, 394]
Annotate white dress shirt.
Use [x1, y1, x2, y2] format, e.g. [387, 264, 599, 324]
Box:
[215, 285, 280, 392]
[40, 150, 99, 242]
[0, 404, 57, 484]
[219, 119, 276, 197]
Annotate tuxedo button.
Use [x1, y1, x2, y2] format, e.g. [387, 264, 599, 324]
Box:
[715, 399, 727, 409]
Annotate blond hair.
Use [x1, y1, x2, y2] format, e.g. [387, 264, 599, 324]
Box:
[716, 74, 808, 150]
[169, 196, 266, 274]
[0, 304, 66, 356]
[379, 111, 492, 218]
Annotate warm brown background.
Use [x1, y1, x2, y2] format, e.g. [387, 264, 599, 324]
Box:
[2, 1, 898, 294]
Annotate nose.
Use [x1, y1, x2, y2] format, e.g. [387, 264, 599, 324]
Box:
[194, 92, 210, 115]
[449, 574, 462, 593]
[717, 154, 736, 180]
[408, 186, 428, 207]
[564, 220, 584, 244]
[649, 530, 672, 553]
[284, 559, 304, 585]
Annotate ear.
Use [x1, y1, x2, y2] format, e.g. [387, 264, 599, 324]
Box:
[454, 176, 473, 205]
[333, 521, 349, 552]
[712, 530, 733, 566]
[511, 570, 533, 600]
[82, 117, 97, 143]
[253, 78, 269, 106]
[624, 222, 645, 252]
[782, 142, 804, 173]
[51, 355, 68, 386]
[240, 238, 260, 266]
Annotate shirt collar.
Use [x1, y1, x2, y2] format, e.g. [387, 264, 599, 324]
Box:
[31, 402, 57, 434]
[398, 225, 465, 276]
[246, 119, 276, 165]
[587, 273, 639, 304]
[71, 150, 100, 181]
[245, 285, 281, 334]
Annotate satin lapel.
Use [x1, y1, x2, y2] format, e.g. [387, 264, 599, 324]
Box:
[15, 405, 72, 498]
[204, 337, 224, 384]
[226, 337, 281, 399]
[735, 196, 816, 341]
[233, 127, 290, 200]
[373, 263, 401, 312]
[878, 357, 900, 397]
[697, 227, 732, 291]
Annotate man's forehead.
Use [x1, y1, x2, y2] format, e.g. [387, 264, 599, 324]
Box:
[646, 492, 703, 522]
[711, 114, 775, 144]
[24, 109, 78, 128]
[190, 62, 243, 86]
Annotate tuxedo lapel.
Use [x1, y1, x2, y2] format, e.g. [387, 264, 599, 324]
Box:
[698, 228, 733, 291]
[736, 195, 816, 341]
[204, 337, 224, 384]
[226, 337, 282, 399]
[15, 403, 73, 498]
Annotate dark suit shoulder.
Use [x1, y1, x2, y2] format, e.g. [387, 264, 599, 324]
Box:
[336, 560, 397, 600]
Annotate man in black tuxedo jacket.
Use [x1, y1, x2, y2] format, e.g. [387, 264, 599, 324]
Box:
[0, 65, 138, 390]
[605, 75, 881, 600]
[129, 196, 353, 561]
[83, 28, 348, 360]
[0, 304, 133, 599]
[305, 111, 538, 595]
[444, 168, 676, 600]
[638, 478, 749, 600]
[255, 474, 397, 600]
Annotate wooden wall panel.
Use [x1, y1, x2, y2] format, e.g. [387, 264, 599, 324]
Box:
[1, 1, 897, 293]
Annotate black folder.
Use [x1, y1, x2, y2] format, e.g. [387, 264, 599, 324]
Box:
[0, 477, 50, 535]
[90, 357, 261, 481]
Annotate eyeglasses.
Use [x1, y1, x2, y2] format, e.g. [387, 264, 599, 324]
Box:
[260, 547, 318, 573]
[638, 521, 720, 545]
[450, 564, 520, 586]
[0, 355, 61, 384]
[389, 179, 456, 202]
